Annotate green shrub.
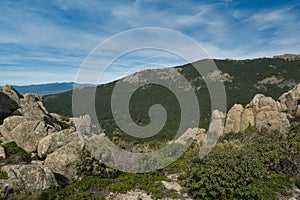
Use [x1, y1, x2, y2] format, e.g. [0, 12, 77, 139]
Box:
[183, 127, 300, 199]
[2, 142, 32, 163]
[76, 150, 120, 178]
[0, 170, 8, 179]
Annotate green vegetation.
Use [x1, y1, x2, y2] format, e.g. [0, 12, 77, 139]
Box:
[44, 57, 300, 143]
[76, 149, 120, 178]
[0, 171, 8, 179]
[52, 116, 71, 130]
[38, 57, 300, 199]
[1, 142, 32, 164]
[182, 125, 300, 199]
[38, 173, 178, 200]
[31, 124, 299, 200]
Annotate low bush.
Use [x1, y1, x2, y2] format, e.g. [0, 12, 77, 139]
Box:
[182, 125, 300, 199]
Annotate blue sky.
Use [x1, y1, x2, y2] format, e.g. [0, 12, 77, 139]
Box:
[0, 0, 300, 85]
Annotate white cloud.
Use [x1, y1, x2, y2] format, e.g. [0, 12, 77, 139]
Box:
[0, 1, 300, 85]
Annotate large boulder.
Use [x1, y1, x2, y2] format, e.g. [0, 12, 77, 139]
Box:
[37, 128, 77, 158]
[0, 85, 21, 121]
[0, 116, 24, 141]
[223, 104, 244, 133]
[279, 83, 300, 114]
[248, 94, 282, 114]
[1, 119, 49, 152]
[240, 108, 255, 131]
[17, 94, 50, 121]
[0, 85, 22, 105]
[44, 139, 84, 179]
[255, 111, 290, 131]
[0, 165, 58, 194]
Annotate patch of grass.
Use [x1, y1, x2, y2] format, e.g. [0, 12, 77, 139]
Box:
[39, 173, 178, 200]
[0, 170, 8, 179]
[2, 142, 32, 163]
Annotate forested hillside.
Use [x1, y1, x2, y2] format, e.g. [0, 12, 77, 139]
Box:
[44, 55, 300, 142]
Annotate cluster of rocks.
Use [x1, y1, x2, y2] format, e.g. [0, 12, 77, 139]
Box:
[224, 83, 300, 134]
[0, 85, 87, 194]
[170, 84, 300, 145]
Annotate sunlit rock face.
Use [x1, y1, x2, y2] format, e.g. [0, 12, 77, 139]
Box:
[224, 93, 291, 134]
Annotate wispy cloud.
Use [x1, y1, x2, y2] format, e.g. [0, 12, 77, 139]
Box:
[0, 0, 300, 85]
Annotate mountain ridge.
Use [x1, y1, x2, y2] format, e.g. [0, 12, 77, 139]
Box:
[44, 55, 300, 141]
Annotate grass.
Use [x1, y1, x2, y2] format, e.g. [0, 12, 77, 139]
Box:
[1, 142, 32, 164]
[0, 170, 8, 179]
[38, 173, 178, 200]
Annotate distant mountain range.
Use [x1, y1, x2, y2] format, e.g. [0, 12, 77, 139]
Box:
[4, 82, 95, 96]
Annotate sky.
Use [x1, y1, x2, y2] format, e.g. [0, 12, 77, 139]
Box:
[0, 0, 300, 85]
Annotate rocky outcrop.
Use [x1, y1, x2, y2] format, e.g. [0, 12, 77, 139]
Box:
[255, 76, 296, 90]
[273, 54, 300, 61]
[0, 165, 58, 193]
[279, 83, 300, 114]
[0, 85, 22, 105]
[0, 85, 21, 121]
[0, 85, 86, 184]
[224, 94, 290, 134]
[203, 69, 233, 83]
[0, 88, 58, 152]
